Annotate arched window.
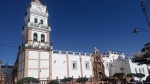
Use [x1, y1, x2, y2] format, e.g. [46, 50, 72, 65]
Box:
[33, 33, 38, 41]
[41, 34, 45, 42]
[34, 18, 38, 23]
[40, 19, 43, 24]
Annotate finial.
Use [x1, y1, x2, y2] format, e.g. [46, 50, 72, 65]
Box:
[33, 0, 42, 5]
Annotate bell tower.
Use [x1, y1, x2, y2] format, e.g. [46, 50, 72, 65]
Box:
[22, 0, 51, 49]
[17, 0, 52, 81]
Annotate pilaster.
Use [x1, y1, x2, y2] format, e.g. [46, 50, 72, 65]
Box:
[38, 50, 40, 79]
[66, 53, 69, 77]
[80, 56, 83, 77]
[49, 50, 52, 80]
[24, 49, 29, 77]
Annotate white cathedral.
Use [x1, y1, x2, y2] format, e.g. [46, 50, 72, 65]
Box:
[16, 0, 93, 81]
[12, 0, 150, 82]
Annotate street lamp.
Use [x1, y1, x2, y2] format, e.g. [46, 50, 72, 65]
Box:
[140, 0, 150, 27]
[133, 0, 150, 33]
[133, 27, 150, 33]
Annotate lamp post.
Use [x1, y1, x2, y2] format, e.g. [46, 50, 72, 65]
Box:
[133, 27, 150, 33]
[140, 0, 150, 27]
[133, 0, 150, 33]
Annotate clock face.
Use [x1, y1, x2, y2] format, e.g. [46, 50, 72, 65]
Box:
[36, 7, 42, 12]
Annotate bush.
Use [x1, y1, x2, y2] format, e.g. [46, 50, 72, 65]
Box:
[48, 80, 59, 84]
[60, 77, 73, 82]
[76, 77, 88, 83]
[101, 77, 111, 81]
[126, 73, 136, 77]
[18, 77, 39, 84]
[134, 73, 145, 79]
[113, 73, 125, 79]
[146, 74, 150, 82]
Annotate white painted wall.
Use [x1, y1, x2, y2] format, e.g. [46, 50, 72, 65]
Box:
[28, 60, 38, 68]
[29, 51, 38, 59]
[103, 57, 111, 77]
[40, 61, 49, 68]
[81, 56, 93, 78]
[28, 70, 38, 78]
[40, 52, 49, 59]
[128, 59, 149, 81]
[52, 53, 67, 79]
[40, 69, 49, 80]
[18, 52, 25, 80]
[68, 54, 81, 78]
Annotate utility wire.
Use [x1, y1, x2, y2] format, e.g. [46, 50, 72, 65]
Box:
[0, 41, 146, 48]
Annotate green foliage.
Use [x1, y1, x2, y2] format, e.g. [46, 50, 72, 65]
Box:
[134, 73, 145, 79]
[18, 77, 39, 84]
[48, 80, 59, 84]
[60, 77, 73, 82]
[132, 45, 150, 65]
[76, 77, 88, 83]
[113, 73, 125, 79]
[126, 73, 136, 77]
[146, 74, 150, 81]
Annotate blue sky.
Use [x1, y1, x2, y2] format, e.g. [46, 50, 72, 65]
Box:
[0, 0, 150, 64]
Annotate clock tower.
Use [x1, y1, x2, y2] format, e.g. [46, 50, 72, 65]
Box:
[17, 0, 52, 81]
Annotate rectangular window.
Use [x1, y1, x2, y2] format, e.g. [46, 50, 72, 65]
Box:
[53, 50, 59, 54]
[68, 52, 73, 54]
[72, 61, 77, 70]
[142, 68, 145, 73]
[85, 61, 90, 70]
[105, 62, 109, 69]
[74, 52, 79, 55]
[81, 53, 85, 56]
[135, 68, 137, 73]
[106, 55, 109, 57]
[86, 53, 91, 56]
[61, 51, 66, 54]
[139, 68, 141, 73]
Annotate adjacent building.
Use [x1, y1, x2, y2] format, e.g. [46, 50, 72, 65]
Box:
[1, 64, 13, 82]
[0, 60, 4, 84]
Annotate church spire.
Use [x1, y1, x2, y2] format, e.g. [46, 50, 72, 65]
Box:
[33, 0, 42, 5]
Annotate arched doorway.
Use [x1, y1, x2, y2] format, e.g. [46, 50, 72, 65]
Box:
[98, 72, 103, 78]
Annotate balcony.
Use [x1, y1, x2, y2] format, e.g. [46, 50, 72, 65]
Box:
[26, 22, 50, 30]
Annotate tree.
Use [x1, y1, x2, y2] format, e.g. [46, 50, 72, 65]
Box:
[134, 73, 145, 82]
[132, 45, 150, 65]
[18, 77, 40, 84]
